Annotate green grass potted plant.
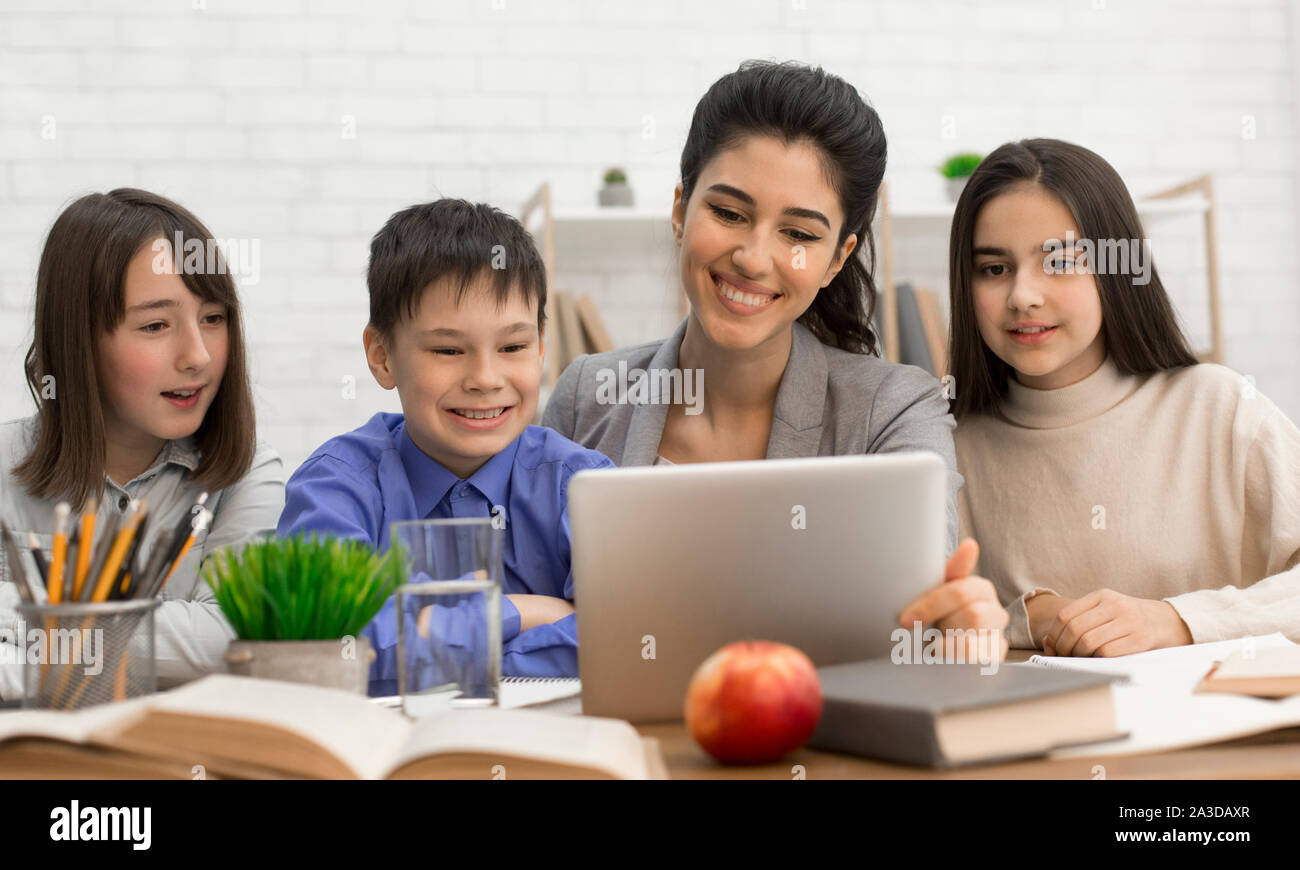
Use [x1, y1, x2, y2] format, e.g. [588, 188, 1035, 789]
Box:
[598, 166, 634, 207]
[940, 152, 983, 202]
[205, 533, 406, 693]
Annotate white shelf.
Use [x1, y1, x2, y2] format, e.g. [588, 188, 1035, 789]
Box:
[883, 194, 1209, 222]
[551, 207, 670, 223]
[548, 196, 1210, 225]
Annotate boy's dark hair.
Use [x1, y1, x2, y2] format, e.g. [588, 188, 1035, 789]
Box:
[15, 188, 257, 506]
[367, 199, 547, 339]
[947, 138, 1198, 419]
[680, 60, 887, 355]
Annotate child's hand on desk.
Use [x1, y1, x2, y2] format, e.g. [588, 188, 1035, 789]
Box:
[898, 538, 1009, 663]
[1026, 592, 1074, 648]
[1038, 588, 1193, 657]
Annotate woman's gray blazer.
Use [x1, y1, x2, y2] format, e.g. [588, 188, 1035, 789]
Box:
[541, 319, 962, 553]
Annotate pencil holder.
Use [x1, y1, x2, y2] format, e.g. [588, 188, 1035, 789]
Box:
[14, 599, 160, 711]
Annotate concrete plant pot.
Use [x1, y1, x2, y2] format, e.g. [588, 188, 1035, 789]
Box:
[224, 637, 375, 694]
[946, 176, 970, 203]
[598, 182, 635, 207]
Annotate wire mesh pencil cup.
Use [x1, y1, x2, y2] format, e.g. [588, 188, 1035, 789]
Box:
[15, 599, 160, 711]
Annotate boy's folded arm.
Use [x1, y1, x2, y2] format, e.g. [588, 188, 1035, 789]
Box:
[366, 586, 527, 688]
[502, 613, 579, 677]
[506, 593, 575, 632]
[367, 598, 579, 684]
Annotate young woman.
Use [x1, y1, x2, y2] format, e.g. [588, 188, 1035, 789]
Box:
[544, 60, 1008, 658]
[948, 138, 1300, 655]
[0, 189, 285, 697]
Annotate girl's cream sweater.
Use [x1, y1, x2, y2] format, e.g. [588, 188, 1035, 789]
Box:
[955, 357, 1300, 649]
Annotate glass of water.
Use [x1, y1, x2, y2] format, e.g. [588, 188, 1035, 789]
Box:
[392, 517, 503, 714]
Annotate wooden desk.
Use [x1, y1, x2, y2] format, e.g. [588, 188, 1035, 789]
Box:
[636, 650, 1300, 779]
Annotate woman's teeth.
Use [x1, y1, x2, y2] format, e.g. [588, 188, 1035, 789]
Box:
[453, 408, 506, 419]
[164, 389, 197, 397]
[716, 278, 775, 308]
[1011, 326, 1053, 334]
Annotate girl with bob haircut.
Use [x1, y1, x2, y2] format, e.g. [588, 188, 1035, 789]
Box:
[948, 138, 1300, 655]
[546, 60, 1010, 661]
[0, 188, 285, 696]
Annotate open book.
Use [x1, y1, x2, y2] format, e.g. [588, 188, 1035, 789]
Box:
[0, 674, 666, 780]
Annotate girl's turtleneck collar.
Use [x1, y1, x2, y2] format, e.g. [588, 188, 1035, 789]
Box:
[999, 355, 1142, 429]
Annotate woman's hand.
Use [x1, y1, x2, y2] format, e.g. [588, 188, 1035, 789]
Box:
[1039, 588, 1193, 657]
[898, 538, 1009, 663]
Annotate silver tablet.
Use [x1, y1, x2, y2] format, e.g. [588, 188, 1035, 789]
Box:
[569, 452, 947, 723]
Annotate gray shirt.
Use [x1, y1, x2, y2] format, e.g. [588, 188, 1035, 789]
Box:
[542, 319, 962, 552]
[0, 415, 285, 698]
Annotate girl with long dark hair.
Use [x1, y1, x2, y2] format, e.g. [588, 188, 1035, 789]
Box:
[948, 138, 1300, 655]
[0, 189, 285, 696]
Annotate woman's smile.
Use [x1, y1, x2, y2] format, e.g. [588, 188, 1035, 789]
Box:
[711, 270, 781, 315]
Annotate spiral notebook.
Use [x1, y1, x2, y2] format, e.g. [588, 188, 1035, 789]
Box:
[369, 678, 581, 712]
[500, 677, 582, 709]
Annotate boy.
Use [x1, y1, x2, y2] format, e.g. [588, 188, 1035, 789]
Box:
[277, 199, 614, 693]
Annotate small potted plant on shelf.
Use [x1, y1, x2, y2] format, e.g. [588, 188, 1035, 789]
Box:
[598, 167, 634, 207]
[939, 152, 984, 202]
[206, 533, 406, 693]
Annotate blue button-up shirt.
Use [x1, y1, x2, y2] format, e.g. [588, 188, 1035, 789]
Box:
[276, 412, 614, 693]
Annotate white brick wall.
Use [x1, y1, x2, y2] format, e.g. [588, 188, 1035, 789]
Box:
[1, 0, 1297, 476]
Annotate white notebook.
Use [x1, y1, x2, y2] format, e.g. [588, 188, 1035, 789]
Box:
[1016, 633, 1295, 690]
[1011, 634, 1300, 759]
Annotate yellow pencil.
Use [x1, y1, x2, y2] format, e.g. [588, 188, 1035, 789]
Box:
[89, 500, 145, 603]
[47, 502, 70, 605]
[156, 507, 211, 595]
[72, 497, 98, 600]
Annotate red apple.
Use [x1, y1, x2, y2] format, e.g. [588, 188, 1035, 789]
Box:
[684, 640, 823, 765]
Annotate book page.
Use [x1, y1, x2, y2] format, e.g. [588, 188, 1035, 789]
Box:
[127, 675, 413, 779]
[389, 707, 647, 779]
[0, 696, 152, 747]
